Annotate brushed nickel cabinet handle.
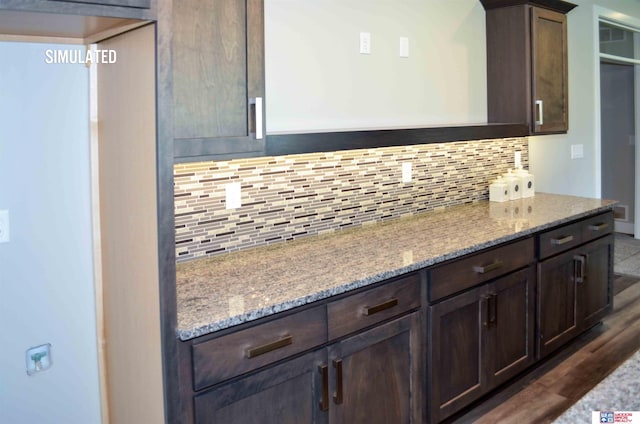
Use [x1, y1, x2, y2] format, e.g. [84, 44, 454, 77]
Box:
[482, 294, 498, 327]
[473, 261, 503, 274]
[551, 235, 574, 245]
[363, 298, 398, 316]
[245, 335, 292, 359]
[333, 359, 343, 405]
[573, 255, 586, 284]
[319, 365, 329, 411]
[588, 222, 609, 231]
[535, 99, 544, 126]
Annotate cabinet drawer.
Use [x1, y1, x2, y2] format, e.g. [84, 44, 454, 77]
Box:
[538, 220, 582, 259]
[581, 212, 613, 244]
[327, 273, 421, 340]
[192, 306, 326, 391]
[429, 237, 534, 302]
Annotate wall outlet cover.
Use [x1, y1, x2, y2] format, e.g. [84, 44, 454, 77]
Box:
[571, 144, 584, 159]
[0, 209, 9, 243]
[26, 343, 52, 375]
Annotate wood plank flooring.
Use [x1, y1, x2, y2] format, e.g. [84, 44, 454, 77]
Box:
[447, 274, 640, 424]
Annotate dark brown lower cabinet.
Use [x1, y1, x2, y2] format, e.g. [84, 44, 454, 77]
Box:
[428, 266, 536, 423]
[580, 234, 614, 329]
[193, 312, 422, 423]
[194, 349, 327, 424]
[327, 312, 423, 424]
[538, 234, 613, 358]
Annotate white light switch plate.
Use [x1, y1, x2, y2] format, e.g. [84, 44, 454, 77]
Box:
[571, 144, 584, 159]
[399, 37, 409, 58]
[225, 183, 242, 209]
[402, 162, 412, 183]
[359, 32, 371, 54]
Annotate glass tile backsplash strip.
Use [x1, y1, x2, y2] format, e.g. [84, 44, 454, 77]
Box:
[174, 137, 528, 261]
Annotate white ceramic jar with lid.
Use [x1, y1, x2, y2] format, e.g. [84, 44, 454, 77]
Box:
[489, 176, 510, 202]
[514, 165, 535, 198]
[502, 169, 521, 200]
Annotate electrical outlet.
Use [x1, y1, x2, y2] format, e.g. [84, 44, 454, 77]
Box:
[514, 151, 522, 168]
[0, 210, 9, 243]
[571, 144, 584, 159]
[225, 183, 242, 209]
[26, 344, 52, 375]
[402, 162, 412, 183]
[359, 32, 371, 54]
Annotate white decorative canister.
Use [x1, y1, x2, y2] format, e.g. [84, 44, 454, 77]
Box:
[514, 165, 535, 198]
[489, 176, 510, 202]
[502, 169, 521, 200]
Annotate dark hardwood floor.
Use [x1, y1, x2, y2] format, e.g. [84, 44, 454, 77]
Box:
[447, 274, 640, 424]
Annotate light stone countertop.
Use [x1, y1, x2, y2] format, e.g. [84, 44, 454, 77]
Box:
[176, 193, 616, 341]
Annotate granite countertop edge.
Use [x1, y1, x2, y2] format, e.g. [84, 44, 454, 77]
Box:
[176, 198, 616, 341]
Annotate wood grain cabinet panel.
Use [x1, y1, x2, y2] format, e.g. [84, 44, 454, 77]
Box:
[579, 234, 613, 330]
[327, 313, 423, 424]
[194, 349, 328, 424]
[537, 213, 613, 359]
[485, 1, 575, 135]
[192, 306, 326, 391]
[429, 237, 534, 302]
[429, 266, 536, 423]
[172, 0, 265, 160]
[327, 273, 420, 340]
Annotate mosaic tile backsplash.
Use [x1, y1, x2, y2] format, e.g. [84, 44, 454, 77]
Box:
[174, 137, 529, 261]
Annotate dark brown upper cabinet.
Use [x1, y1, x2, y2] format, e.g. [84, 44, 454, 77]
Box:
[172, 0, 266, 162]
[483, 0, 577, 135]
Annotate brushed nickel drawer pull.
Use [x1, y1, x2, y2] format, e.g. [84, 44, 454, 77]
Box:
[319, 365, 329, 411]
[364, 298, 398, 316]
[473, 260, 503, 274]
[333, 359, 343, 405]
[246, 335, 292, 359]
[551, 235, 574, 245]
[588, 222, 609, 231]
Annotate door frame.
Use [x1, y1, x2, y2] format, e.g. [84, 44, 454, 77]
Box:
[594, 6, 640, 237]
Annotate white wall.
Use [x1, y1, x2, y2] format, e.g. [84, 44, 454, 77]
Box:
[265, 0, 487, 133]
[0, 42, 101, 424]
[529, 0, 640, 197]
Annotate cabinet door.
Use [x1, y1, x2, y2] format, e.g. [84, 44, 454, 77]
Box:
[485, 266, 536, 388]
[579, 234, 613, 329]
[173, 0, 265, 160]
[537, 249, 579, 358]
[328, 313, 423, 424]
[194, 349, 327, 424]
[429, 286, 485, 423]
[531, 7, 568, 134]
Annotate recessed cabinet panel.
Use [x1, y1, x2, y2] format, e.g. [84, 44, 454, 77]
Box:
[173, 0, 247, 140]
[429, 286, 484, 423]
[194, 349, 327, 424]
[532, 8, 568, 133]
[328, 313, 422, 424]
[172, 0, 266, 160]
[580, 235, 613, 329]
[485, 2, 573, 135]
